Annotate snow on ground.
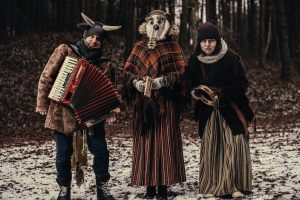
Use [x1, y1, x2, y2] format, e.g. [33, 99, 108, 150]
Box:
[0, 126, 299, 200]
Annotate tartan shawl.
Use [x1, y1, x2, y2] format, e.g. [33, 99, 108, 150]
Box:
[124, 40, 186, 78]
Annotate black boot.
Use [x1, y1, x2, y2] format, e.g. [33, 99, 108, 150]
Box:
[144, 186, 156, 199]
[157, 185, 167, 199]
[96, 178, 114, 200]
[56, 179, 71, 200]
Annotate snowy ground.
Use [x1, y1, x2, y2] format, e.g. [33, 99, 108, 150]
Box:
[0, 125, 299, 200]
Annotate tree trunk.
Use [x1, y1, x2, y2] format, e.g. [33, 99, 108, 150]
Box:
[220, 0, 231, 42]
[248, 0, 258, 60]
[264, 0, 273, 60]
[168, 0, 175, 22]
[206, 0, 217, 24]
[258, 0, 266, 68]
[190, 0, 200, 51]
[242, 0, 249, 51]
[99, 0, 108, 22]
[123, 0, 136, 59]
[274, 0, 293, 81]
[237, 0, 243, 48]
[179, 0, 189, 52]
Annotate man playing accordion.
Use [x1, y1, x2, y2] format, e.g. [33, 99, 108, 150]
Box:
[36, 13, 120, 200]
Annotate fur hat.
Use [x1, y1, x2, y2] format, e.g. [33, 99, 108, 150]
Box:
[146, 9, 171, 21]
[197, 22, 221, 42]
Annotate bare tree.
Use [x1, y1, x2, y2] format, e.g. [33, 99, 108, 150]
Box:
[206, 0, 217, 24]
[258, 0, 266, 68]
[190, 0, 200, 50]
[274, 0, 293, 81]
[248, 0, 258, 60]
[220, 0, 231, 41]
[179, 0, 189, 52]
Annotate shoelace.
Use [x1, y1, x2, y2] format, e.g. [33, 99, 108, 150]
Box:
[59, 186, 69, 196]
[99, 183, 111, 196]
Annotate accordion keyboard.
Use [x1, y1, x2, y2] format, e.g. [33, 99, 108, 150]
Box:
[48, 56, 78, 102]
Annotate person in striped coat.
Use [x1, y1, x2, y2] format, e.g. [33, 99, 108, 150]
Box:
[185, 22, 254, 198]
[123, 10, 186, 199]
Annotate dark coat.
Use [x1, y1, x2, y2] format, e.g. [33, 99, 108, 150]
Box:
[186, 49, 254, 138]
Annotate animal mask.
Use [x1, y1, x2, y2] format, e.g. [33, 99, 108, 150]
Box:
[138, 10, 179, 49]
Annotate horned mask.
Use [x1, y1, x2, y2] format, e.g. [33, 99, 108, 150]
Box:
[139, 10, 179, 49]
[77, 12, 121, 40]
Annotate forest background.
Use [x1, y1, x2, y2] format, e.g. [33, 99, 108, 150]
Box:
[0, 0, 299, 145]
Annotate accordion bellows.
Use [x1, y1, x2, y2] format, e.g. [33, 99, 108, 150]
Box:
[48, 56, 121, 127]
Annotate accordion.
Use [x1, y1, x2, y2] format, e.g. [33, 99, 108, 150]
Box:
[48, 56, 122, 127]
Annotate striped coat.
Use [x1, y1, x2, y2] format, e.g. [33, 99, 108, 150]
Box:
[124, 40, 187, 186]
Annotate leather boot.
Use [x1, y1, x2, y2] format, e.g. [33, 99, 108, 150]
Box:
[96, 177, 115, 200]
[144, 186, 156, 199]
[56, 179, 71, 200]
[157, 185, 167, 199]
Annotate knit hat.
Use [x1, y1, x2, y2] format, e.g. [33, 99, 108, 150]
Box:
[197, 22, 221, 42]
[76, 12, 121, 40]
[77, 23, 105, 40]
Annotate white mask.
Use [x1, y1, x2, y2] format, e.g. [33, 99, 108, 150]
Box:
[145, 14, 170, 49]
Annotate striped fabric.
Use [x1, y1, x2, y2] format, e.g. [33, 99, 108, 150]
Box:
[199, 110, 252, 196]
[231, 102, 250, 139]
[131, 100, 186, 186]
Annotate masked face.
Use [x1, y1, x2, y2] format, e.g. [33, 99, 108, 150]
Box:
[145, 14, 170, 49]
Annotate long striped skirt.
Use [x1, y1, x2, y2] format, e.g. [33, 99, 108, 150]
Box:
[199, 110, 252, 196]
[131, 101, 186, 186]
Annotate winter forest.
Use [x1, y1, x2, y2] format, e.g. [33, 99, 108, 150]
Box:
[0, 0, 299, 199]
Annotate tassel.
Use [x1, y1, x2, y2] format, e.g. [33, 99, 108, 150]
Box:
[71, 131, 88, 187]
[75, 161, 84, 186]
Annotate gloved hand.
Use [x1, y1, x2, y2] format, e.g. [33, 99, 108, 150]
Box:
[133, 79, 146, 93]
[152, 76, 167, 90]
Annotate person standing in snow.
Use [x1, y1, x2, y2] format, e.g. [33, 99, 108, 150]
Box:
[123, 10, 186, 199]
[36, 13, 120, 200]
[185, 22, 254, 198]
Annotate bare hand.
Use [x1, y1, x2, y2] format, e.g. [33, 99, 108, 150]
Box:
[38, 111, 48, 115]
[107, 115, 116, 125]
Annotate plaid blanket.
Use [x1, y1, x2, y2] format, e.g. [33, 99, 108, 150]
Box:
[124, 40, 186, 78]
